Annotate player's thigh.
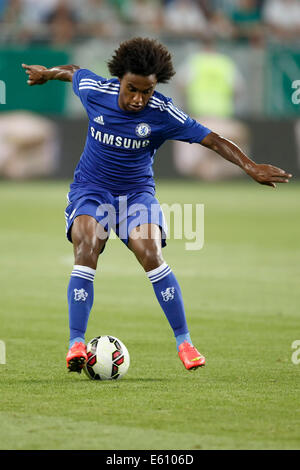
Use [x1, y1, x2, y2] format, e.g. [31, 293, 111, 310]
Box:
[128, 223, 164, 270]
[71, 214, 108, 257]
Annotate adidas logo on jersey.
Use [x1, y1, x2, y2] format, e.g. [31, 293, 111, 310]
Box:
[94, 115, 105, 125]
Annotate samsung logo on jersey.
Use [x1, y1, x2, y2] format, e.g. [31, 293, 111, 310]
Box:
[90, 126, 150, 149]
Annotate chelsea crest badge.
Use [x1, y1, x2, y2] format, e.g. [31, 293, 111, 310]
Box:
[135, 123, 151, 138]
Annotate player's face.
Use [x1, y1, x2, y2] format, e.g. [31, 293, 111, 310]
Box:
[118, 73, 157, 112]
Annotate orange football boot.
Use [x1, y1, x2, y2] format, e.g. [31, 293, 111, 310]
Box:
[66, 341, 87, 373]
[178, 341, 205, 370]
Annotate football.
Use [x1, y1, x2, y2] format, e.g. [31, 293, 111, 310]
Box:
[83, 335, 130, 380]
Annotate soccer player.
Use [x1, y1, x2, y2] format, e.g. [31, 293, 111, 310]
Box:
[22, 38, 292, 373]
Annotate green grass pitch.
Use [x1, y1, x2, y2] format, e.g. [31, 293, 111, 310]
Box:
[0, 179, 299, 450]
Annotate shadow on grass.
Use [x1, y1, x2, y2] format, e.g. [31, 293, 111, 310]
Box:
[9, 377, 169, 385]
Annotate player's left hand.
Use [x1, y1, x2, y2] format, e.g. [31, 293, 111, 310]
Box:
[247, 163, 292, 188]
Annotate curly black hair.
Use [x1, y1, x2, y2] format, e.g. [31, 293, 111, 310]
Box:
[107, 37, 176, 83]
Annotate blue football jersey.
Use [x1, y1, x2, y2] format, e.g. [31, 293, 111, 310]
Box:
[71, 68, 211, 196]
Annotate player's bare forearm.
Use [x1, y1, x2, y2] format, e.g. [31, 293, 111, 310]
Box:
[22, 64, 80, 86]
[201, 132, 292, 188]
[44, 64, 80, 82]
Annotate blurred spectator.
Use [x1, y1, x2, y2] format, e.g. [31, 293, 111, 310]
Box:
[229, 0, 265, 46]
[0, 0, 9, 20]
[208, 4, 236, 40]
[210, 0, 237, 15]
[20, 0, 60, 25]
[0, 0, 61, 44]
[0, 112, 59, 179]
[0, 0, 19, 42]
[163, 0, 211, 39]
[123, 0, 163, 33]
[44, 0, 78, 46]
[195, 0, 235, 40]
[1, 0, 300, 46]
[174, 38, 250, 181]
[263, 0, 300, 42]
[74, 0, 123, 39]
[177, 37, 246, 118]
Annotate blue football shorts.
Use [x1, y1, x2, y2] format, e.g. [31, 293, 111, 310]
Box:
[64, 189, 168, 250]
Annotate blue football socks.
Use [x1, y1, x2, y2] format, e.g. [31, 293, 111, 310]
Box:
[67, 265, 96, 348]
[67, 262, 191, 351]
[146, 262, 193, 351]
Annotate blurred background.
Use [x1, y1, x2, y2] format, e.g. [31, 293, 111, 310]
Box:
[0, 0, 299, 180]
[1, 2, 300, 451]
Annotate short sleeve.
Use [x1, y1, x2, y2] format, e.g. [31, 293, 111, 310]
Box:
[72, 68, 105, 109]
[165, 101, 211, 144]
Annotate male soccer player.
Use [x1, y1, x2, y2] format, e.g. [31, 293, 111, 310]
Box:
[22, 37, 292, 373]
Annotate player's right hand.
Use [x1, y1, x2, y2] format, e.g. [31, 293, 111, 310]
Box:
[22, 64, 48, 86]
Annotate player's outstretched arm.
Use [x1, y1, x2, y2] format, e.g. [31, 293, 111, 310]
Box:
[22, 64, 80, 86]
[201, 132, 292, 188]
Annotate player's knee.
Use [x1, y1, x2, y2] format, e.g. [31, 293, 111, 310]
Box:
[139, 247, 163, 272]
[71, 216, 107, 267]
[75, 236, 97, 256]
[73, 235, 103, 267]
